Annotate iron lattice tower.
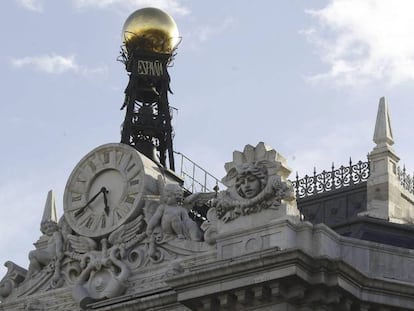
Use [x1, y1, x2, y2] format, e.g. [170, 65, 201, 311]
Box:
[119, 43, 176, 171]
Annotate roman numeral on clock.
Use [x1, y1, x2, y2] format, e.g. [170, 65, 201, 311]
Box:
[129, 179, 139, 186]
[125, 196, 135, 204]
[72, 195, 82, 202]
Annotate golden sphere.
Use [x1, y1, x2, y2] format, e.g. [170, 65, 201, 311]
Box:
[122, 7, 180, 54]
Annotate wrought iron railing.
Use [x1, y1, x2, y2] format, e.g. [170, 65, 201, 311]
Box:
[397, 166, 414, 195]
[292, 159, 370, 199]
[174, 151, 372, 201]
[174, 151, 222, 193]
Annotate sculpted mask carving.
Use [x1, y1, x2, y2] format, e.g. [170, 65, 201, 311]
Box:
[205, 142, 296, 228]
[0, 261, 26, 300]
[235, 163, 267, 199]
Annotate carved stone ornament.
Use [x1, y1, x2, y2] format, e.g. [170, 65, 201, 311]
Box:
[24, 298, 44, 311]
[0, 142, 296, 309]
[0, 144, 215, 310]
[146, 180, 203, 243]
[67, 180, 210, 308]
[202, 142, 298, 242]
[68, 214, 145, 308]
[64, 176, 209, 308]
[0, 261, 27, 300]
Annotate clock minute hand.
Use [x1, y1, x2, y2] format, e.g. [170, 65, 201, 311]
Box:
[74, 187, 105, 217]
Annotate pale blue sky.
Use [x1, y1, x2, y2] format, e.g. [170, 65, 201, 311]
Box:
[2, 0, 414, 275]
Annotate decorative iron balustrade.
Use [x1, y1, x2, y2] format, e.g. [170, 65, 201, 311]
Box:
[397, 166, 414, 195]
[292, 159, 370, 199]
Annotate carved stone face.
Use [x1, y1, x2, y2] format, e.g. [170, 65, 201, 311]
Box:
[236, 173, 262, 199]
[163, 184, 184, 205]
[41, 221, 59, 236]
[234, 164, 267, 199]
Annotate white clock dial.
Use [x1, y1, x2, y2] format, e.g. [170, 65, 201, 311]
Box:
[64, 143, 160, 237]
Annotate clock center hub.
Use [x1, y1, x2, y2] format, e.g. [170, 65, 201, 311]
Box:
[89, 169, 125, 212]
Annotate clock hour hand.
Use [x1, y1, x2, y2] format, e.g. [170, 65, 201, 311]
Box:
[103, 188, 110, 216]
[74, 187, 105, 217]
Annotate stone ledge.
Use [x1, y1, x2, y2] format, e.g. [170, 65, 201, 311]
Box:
[167, 248, 414, 309]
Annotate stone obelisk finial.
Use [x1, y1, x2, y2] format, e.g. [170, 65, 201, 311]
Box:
[373, 96, 394, 148]
[40, 190, 58, 234]
[363, 97, 402, 222]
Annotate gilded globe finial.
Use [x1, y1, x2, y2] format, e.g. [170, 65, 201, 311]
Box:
[122, 7, 180, 54]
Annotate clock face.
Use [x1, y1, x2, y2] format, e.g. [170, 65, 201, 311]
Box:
[64, 143, 147, 237]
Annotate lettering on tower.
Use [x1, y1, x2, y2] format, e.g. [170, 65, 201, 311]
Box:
[137, 60, 163, 77]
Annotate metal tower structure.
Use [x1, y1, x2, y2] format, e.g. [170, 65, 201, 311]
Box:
[119, 8, 179, 171]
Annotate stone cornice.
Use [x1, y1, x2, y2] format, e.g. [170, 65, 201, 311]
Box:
[167, 247, 414, 309]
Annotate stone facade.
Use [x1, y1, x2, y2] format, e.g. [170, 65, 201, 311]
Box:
[1, 100, 414, 310]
